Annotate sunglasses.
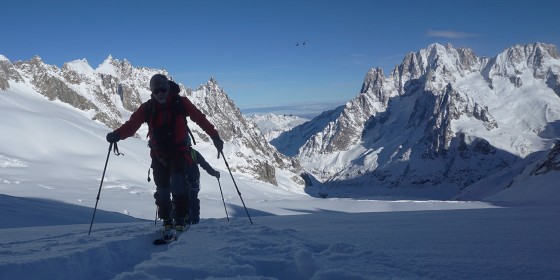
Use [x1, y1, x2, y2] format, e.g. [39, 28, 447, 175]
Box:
[153, 88, 168, 94]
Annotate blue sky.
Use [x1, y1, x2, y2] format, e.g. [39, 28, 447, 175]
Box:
[1, 0, 559, 109]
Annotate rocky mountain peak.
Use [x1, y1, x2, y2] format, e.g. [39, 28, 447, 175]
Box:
[391, 43, 481, 95]
[532, 140, 560, 175]
[63, 58, 93, 71]
[360, 67, 384, 92]
[20, 56, 50, 73]
[482, 42, 560, 90]
[61, 59, 95, 83]
[294, 44, 485, 160]
[96, 55, 118, 76]
[31, 55, 43, 63]
[514, 42, 559, 63]
[1, 53, 304, 188]
[102, 54, 114, 64]
[185, 77, 303, 185]
[274, 42, 560, 197]
[0, 56, 23, 90]
[205, 77, 221, 92]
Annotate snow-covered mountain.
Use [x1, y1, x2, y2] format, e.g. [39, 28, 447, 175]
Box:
[460, 139, 560, 203]
[245, 113, 309, 142]
[1, 47, 560, 279]
[273, 43, 560, 199]
[0, 55, 304, 187]
[3, 43, 559, 202]
[183, 78, 304, 186]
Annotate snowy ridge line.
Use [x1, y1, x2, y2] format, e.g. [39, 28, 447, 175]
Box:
[2, 53, 305, 188]
[271, 42, 560, 199]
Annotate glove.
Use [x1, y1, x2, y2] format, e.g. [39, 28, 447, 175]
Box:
[212, 135, 223, 158]
[106, 131, 120, 143]
[213, 171, 220, 179]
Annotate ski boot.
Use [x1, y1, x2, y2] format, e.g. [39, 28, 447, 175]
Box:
[161, 220, 175, 242]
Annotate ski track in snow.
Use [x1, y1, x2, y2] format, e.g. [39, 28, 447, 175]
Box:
[1, 205, 560, 280]
[0, 223, 159, 280]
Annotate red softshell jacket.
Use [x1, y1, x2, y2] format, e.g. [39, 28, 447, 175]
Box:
[114, 94, 219, 157]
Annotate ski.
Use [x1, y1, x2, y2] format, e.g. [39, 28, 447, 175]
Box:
[153, 238, 171, 245]
[153, 225, 190, 245]
[152, 229, 174, 245]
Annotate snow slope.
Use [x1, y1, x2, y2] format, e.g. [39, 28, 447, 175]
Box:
[1, 195, 559, 280]
[245, 113, 309, 142]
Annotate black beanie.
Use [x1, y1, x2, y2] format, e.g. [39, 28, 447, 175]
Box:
[149, 74, 169, 92]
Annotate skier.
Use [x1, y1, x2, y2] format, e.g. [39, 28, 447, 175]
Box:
[184, 138, 220, 225]
[105, 74, 223, 240]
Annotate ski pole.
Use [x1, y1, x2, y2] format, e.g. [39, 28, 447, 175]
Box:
[217, 178, 229, 221]
[220, 151, 253, 224]
[88, 142, 113, 236]
[155, 206, 158, 226]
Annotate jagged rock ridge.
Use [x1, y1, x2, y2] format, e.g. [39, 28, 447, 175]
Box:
[274, 42, 560, 198]
[0, 55, 303, 187]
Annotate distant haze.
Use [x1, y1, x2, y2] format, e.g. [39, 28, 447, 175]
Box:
[241, 100, 345, 118]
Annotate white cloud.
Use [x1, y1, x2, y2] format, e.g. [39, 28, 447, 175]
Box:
[426, 29, 480, 38]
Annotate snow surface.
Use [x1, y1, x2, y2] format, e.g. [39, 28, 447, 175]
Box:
[246, 113, 309, 142]
[96, 55, 118, 76]
[1, 195, 559, 280]
[454, 72, 559, 157]
[1, 80, 559, 279]
[65, 58, 95, 76]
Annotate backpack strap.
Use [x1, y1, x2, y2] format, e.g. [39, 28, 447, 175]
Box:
[169, 81, 197, 145]
[188, 128, 196, 145]
[170, 92, 196, 146]
[144, 100, 155, 141]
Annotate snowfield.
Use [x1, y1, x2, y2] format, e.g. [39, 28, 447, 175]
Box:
[1, 195, 559, 280]
[245, 113, 309, 142]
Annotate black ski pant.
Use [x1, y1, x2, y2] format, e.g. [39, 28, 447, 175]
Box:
[186, 164, 201, 224]
[152, 155, 188, 223]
